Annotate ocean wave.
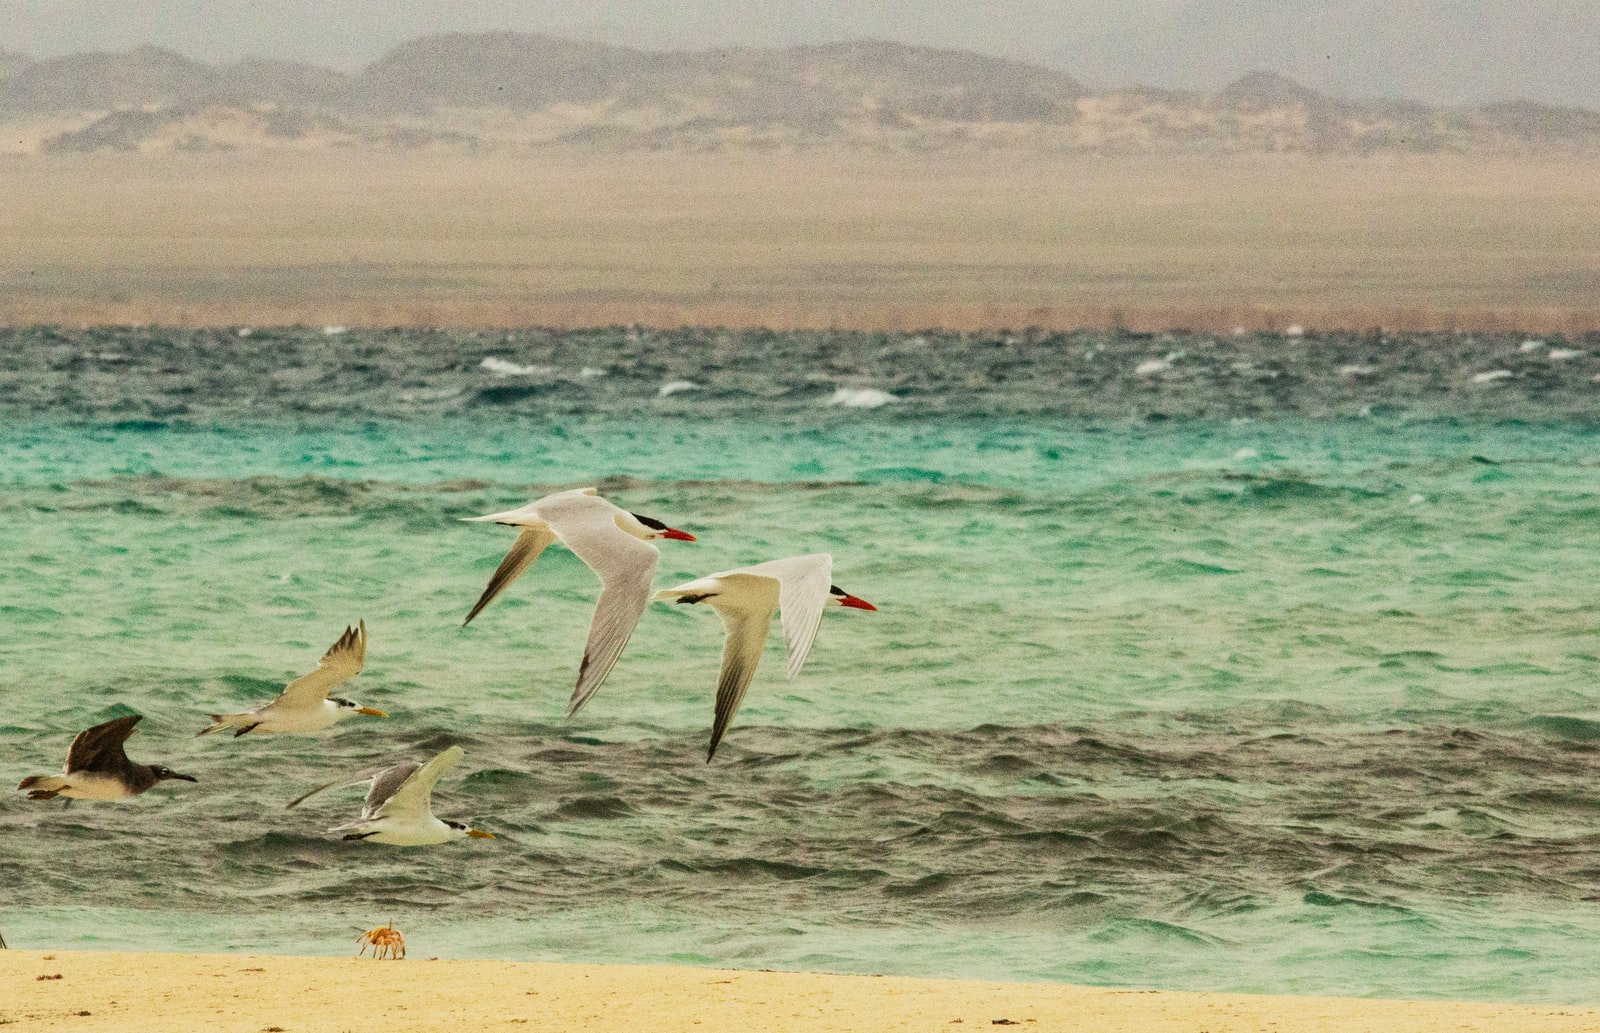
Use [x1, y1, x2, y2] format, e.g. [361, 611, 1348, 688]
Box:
[7, 325, 1600, 423]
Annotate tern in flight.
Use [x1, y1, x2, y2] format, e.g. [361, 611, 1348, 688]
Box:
[288, 745, 494, 846]
[19, 714, 197, 801]
[653, 554, 875, 760]
[463, 487, 695, 716]
[197, 621, 385, 737]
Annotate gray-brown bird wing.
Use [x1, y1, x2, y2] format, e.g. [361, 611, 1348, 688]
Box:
[64, 714, 142, 773]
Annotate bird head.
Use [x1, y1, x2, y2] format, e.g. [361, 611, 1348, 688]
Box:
[827, 585, 877, 611]
[620, 511, 696, 542]
[332, 697, 388, 718]
[445, 819, 496, 840]
[152, 766, 198, 784]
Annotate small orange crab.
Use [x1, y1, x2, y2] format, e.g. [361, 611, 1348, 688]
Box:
[356, 921, 405, 960]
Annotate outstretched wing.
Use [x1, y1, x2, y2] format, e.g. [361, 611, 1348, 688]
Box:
[374, 746, 464, 821]
[463, 527, 557, 625]
[282, 621, 367, 708]
[558, 513, 659, 718]
[65, 714, 142, 773]
[706, 600, 776, 761]
[285, 759, 396, 810]
[767, 555, 832, 680]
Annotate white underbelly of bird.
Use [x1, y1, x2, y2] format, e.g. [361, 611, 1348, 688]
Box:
[336, 815, 460, 847]
[50, 772, 135, 800]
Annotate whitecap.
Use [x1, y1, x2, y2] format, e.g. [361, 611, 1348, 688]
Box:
[1409, 494, 1426, 505]
[580, 366, 607, 378]
[1233, 447, 1259, 460]
[322, 325, 347, 336]
[658, 380, 701, 397]
[1472, 370, 1513, 384]
[1548, 348, 1583, 360]
[1340, 364, 1377, 377]
[1284, 324, 1305, 337]
[1518, 339, 1545, 353]
[826, 387, 898, 408]
[1136, 352, 1179, 376]
[479, 356, 548, 377]
[235, 327, 253, 338]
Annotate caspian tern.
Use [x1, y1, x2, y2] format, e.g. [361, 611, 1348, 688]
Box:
[19, 714, 197, 800]
[196, 621, 386, 737]
[289, 745, 494, 846]
[462, 487, 695, 716]
[653, 553, 876, 760]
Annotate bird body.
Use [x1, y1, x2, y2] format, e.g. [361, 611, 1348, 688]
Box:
[18, 714, 197, 801]
[653, 554, 876, 759]
[463, 487, 694, 716]
[197, 622, 385, 737]
[290, 745, 494, 847]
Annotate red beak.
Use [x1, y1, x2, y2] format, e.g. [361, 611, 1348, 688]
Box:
[661, 528, 697, 541]
[839, 594, 877, 611]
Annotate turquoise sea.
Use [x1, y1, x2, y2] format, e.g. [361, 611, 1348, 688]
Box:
[2, 326, 1598, 1002]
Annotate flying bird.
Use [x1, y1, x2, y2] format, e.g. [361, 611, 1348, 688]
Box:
[462, 487, 695, 716]
[288, 745, 494, 846]
[653, 554, 876, 760]
[196, 621, 386, 737]
[18, 714, 197, 800]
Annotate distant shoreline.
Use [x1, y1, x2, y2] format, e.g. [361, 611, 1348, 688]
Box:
[6, 301, 1599, 335]
[5, 150, 1598, 335]
[2, 949, 1595, 1032]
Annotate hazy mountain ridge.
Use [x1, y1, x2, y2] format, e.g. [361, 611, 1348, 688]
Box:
[3, 34, 1596, 156]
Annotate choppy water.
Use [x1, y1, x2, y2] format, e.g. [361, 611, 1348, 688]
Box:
[3, 326, 1599, 1002]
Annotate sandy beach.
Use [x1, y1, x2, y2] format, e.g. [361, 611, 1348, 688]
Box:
[0, 949, 1593, 1033]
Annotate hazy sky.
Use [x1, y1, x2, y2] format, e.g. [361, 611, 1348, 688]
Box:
[5, 0, 1599, 108]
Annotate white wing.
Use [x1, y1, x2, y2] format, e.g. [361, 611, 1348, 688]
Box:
[281, 621, 366, 708]
[463, 526, 558, 625]
[373, 745, 464, 822]
[550, 500, 660, 717]
[705, 599, 776, 760]
[741, 554, 832, 681]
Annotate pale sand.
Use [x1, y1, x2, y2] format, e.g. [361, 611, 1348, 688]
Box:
[0, 950, 1594, 1033]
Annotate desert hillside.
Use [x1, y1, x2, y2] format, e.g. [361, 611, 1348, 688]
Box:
[2, 34, 1598, 157]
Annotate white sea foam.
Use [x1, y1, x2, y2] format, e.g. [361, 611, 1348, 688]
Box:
[1234, 448, 1259, 460]
[479, 357, 548, 377]
[1340, 364, 1377, 377]
[580, 366, 607, 378]
[322, 325, 347, 336]
[235, 327, 253, 338]
[1548, 348, 1582, 360]
[826, 387, 898, 408]
[1409, 494, 1426, 505]
[1136, 352, 1180, 376]
[1472, 370, 1513, 384]
[1285, 324, 1305, 337]
[1519, 339, 1545, 353]
[658, 379, 701, 397]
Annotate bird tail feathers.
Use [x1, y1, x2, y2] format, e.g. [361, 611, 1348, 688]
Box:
[19, 774, 66, 800]
[195, 713, 254, 737]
